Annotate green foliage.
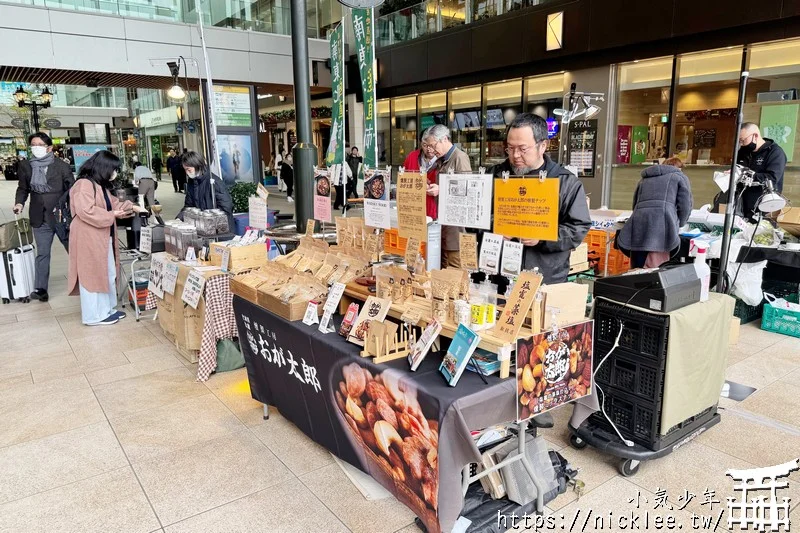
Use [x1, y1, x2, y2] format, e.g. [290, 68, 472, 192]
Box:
[228, 181, 258, 214]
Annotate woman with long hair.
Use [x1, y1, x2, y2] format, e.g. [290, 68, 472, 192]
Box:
[67, 150, 146, 325]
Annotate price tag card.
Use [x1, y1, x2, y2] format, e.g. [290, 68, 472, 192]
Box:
[400, 308, 423, 326]
[479, 233, 503, 275]
[163, 261, 180, 295]
[501, 240, 524, 277]
[181, 269, 206, 310]
[302, 301, 320, 325]
[257, 182, 270, 201]
[185, 247, 197, 263]
[147, 255, 165, 298]
[221, 246, 232, 273]
[324, 282, 347, 314]
[139, 227, 152, 254]
[459, 233, 478, 271]
[405, 237, 421, 266]
[318, 310, 335, 333]
[306, 219, 316, 238]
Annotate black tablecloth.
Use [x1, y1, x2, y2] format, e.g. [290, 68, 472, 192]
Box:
[233, 296, 516, 533]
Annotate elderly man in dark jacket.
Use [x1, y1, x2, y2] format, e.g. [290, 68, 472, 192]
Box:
[617, 158, 693, 268]
[12, 132, 74, 302]
[491, 113, 591, 285]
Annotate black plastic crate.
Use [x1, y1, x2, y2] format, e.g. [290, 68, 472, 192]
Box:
[594, 299, 670, 359]
[594, 342, 666, 404]
[733, 298, 763, 324]
[590, 386, 717, 450]
[762, 279, 800, 303]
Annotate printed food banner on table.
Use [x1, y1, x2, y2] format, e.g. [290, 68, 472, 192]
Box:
[314, 169, 332, 223]
[234, 298, 441, 532]
[516, 319, 593, 420]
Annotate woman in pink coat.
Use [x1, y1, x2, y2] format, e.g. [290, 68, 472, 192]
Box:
[67, 151, 146, 325]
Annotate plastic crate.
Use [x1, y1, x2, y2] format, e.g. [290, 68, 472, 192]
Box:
[128, 280, 148, 307]
[762, 279, 800, 304]
[383, 229, 427, 257]
[594, 342, 666, 404]
[762, 302, 800, 338]
[585, 229, 614, 250]
[584, 229, 630, 276]
[733, 298, 763, 325]
[594, 299, 670, 359]
[590, 386, 717, 450]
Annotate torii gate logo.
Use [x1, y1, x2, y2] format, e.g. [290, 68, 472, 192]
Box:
[726, 459, 798, 531]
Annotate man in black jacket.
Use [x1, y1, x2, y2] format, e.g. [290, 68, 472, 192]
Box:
[491, 113, 591, 285]
[12, 132, 74, 302]
[737, 123, 787, 221]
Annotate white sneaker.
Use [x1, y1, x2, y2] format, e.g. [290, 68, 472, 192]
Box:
[287, 196, 294, 203]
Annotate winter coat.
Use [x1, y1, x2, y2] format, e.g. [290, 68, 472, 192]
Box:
[402, 149, 439, 219]
[737, 138, 787, 221]
[435, 146, 472, 251]
[491, 155, 592, 284]
[67, 179, 133, 295]
[15, 157, 74, 228]
[617, 164, 692, 255]
[178, 170, 235, 231]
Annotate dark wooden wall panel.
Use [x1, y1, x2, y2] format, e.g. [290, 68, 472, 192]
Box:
[588, 0, 674, 50]
[388, 40, 429, 87]
[470, 15, 527, 72]
[673, 0, 783, 36]
[427, 32, 473, 80]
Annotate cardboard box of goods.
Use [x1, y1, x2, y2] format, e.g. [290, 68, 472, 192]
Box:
[540, 282, 589, 330]
[778, 207, 800, 238]
[209, 242, 268, 271]
[256, 290, 325, 322]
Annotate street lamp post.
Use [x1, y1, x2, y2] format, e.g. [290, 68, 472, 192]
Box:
[14, 86, 53, 132]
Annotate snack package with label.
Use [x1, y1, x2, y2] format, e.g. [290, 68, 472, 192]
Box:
[339, 302, 360, 337]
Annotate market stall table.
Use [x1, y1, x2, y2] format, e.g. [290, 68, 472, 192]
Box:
[234, 295, 548, 533]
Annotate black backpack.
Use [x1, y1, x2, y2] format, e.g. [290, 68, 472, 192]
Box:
[52, 178, 90, 242]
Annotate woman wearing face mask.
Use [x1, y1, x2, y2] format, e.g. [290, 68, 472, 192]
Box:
[13, 132, 75, 302]
[67, 150, 147, 326]
[177, 150, 235, 231]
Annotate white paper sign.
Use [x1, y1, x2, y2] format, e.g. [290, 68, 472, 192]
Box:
[479, 232, 503, 275]
[257, 183, 270, 201]
[185, 247, 196, 262]
[324, 282, 346, 314]
[163, 262, 180, 295]
[437, 173, 493, 230]
[249, 196, 268, 230]
[221, 247, 231, 273]
[364, 199, 391, 229]
[501, 240, 524, 277]
[147, 255, 165, 298]
[302, 301, 320, 325]
[139, 227, 152, 254]
[318, 310, 335, 333]
[181, 269, 206, 309]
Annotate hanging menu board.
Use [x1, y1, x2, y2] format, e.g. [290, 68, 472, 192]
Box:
[568, 119, 597, 177]
[212, 85, 252, 127]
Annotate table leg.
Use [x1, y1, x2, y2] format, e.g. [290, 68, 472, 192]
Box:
[263, 403, 270, 420]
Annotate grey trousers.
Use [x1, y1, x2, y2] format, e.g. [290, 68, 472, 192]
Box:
[138, 179, 156, 208]
[33, 224, 68, 291]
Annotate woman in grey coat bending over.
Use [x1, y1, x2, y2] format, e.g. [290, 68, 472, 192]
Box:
[617, 157, 693, 268]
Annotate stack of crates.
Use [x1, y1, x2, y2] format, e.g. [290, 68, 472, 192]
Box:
[384, 229, 428, 257]
[591, 299, 716, 450]
[584, 229, 630, 276]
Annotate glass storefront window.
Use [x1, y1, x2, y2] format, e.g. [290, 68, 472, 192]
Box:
[748, 38, 800, 207]
[377, 99, 391, 168]
[419, 91, 446, 132]
[484, 80, 521, 167]
[610, 57, 673, 208]
[525, 73, 564, 161]
[448, 86, 482, 169]
[318, 0, 342, 38]
[391, 96, 417, 167]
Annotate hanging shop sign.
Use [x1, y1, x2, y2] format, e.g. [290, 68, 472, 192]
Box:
[616, 125, 631, 164]
[212, 85, 252, 128]
[352, 8, 378, 168]
[138, 106, 180, 129]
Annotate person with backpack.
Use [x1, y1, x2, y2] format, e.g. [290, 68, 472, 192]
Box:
[12, 132, 74, 303]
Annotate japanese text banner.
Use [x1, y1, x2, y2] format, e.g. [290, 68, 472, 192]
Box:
[325, 23, 345, 168]
[493, 178, 559, 241]
[352, 8, 378, 168]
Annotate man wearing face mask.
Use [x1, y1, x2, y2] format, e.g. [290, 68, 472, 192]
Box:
[736, 123, 787, 221]
[177, 150, 235, 233]
[491, 113, 591, 285]
[13, 132, 74, 302]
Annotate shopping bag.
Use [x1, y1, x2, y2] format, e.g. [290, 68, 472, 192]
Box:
[0, 217, 33, 252]
[216, 338, 244, 372]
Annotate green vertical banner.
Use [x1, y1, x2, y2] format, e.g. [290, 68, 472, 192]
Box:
[760, 104, 798, 163]
[325, 23, 345, 168]
[352, 8, 377, 169]
[631, 126, 649, 164]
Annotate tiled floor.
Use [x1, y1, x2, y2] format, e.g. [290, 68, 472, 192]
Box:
[2, 178, 800, 532]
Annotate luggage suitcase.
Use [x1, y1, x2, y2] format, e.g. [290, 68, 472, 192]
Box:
[0, 215, 35, 304]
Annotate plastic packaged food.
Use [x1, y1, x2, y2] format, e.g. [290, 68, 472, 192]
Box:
[209, 209, 229, 234]
[196, 211, 217, 237]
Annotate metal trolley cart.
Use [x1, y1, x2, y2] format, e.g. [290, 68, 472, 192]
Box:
[567, 297, 722, 477]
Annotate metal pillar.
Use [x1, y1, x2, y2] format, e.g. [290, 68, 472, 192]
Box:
[290, 0, 318, 229]
[31, 103, 41, 132]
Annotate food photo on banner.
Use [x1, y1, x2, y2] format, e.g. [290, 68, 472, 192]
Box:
[516, 320, 594, 420]
[314, 169, 333, 223]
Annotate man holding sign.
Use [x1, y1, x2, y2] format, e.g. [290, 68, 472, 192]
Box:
[492, 113, 591, 284]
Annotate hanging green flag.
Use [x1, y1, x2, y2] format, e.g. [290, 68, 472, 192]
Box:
[352, 8, 378, 169]
[325, 23, 345, 168]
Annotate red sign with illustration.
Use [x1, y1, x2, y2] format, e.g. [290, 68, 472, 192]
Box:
[617, 125, 632, 164]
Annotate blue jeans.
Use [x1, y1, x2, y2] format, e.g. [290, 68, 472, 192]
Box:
[79, 238, 117, 325]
